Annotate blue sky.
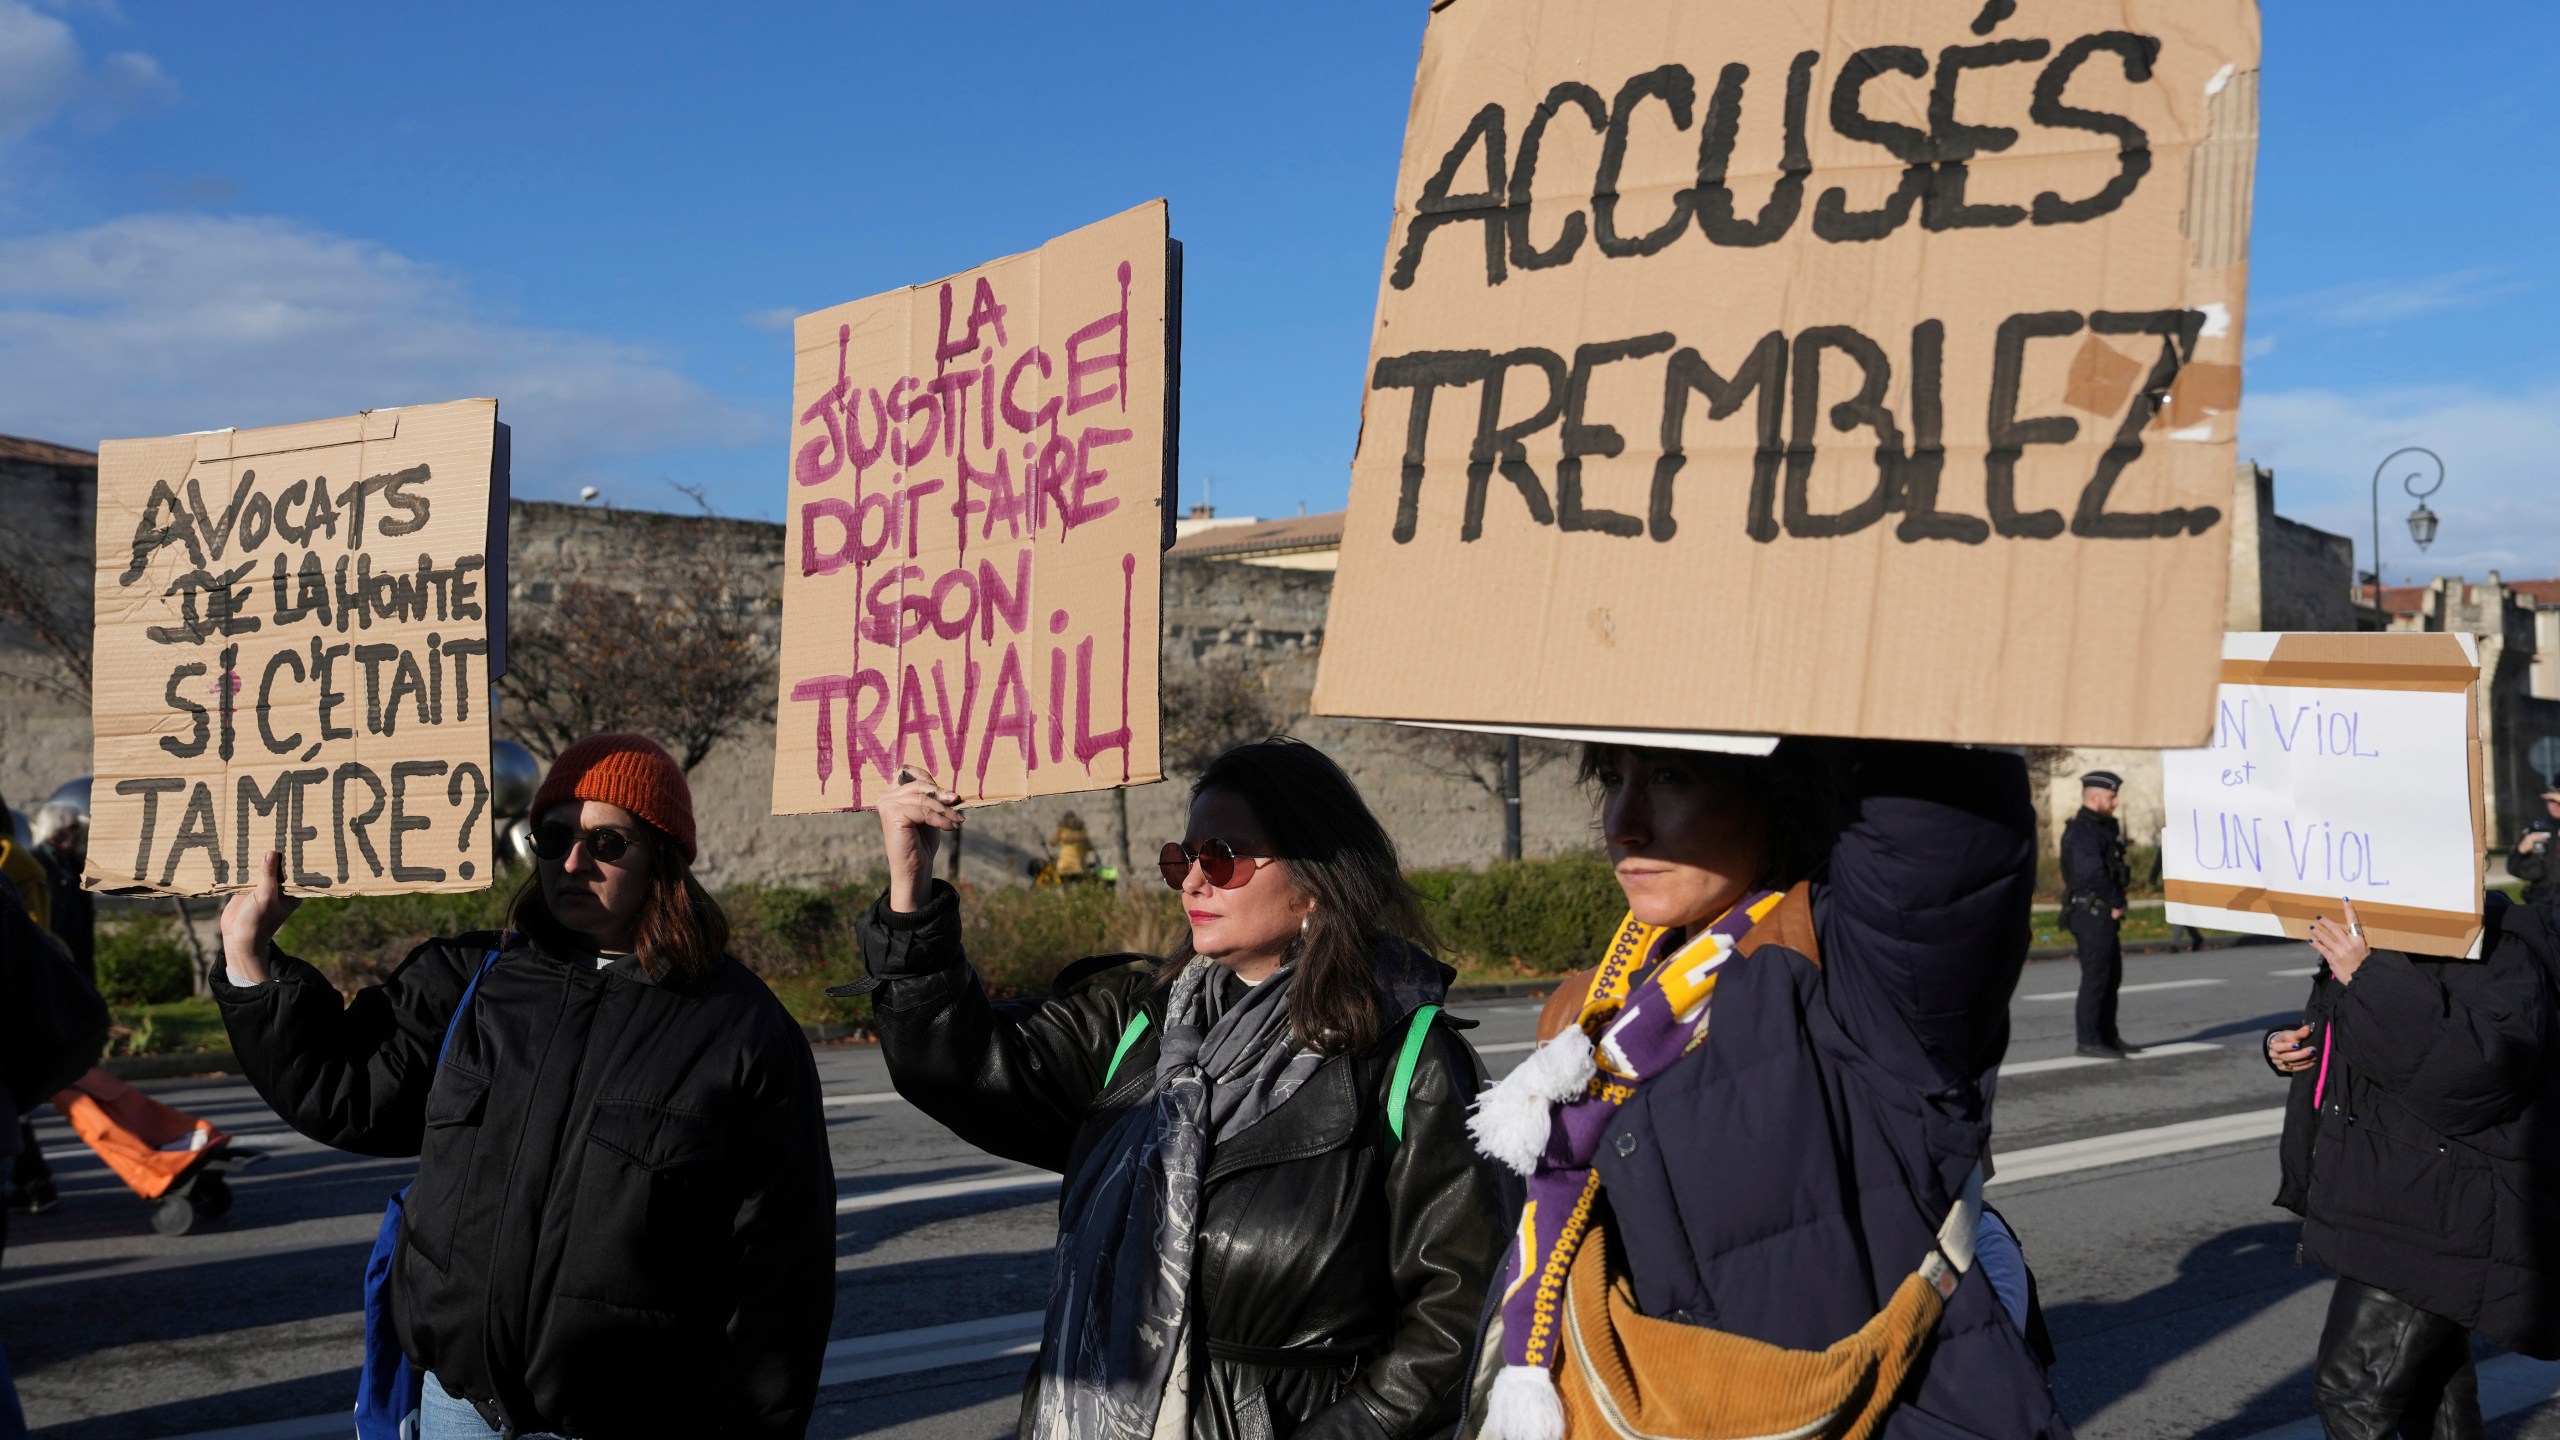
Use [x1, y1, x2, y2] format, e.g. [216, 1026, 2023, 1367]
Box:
[1, 0, 2553, 585]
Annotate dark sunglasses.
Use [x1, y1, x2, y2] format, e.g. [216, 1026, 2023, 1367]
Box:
[531, 822, 641, 865]
[1158, 839, 1268, 891]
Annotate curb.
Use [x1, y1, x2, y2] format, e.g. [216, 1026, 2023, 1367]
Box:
[99, 1051, 240, 1081]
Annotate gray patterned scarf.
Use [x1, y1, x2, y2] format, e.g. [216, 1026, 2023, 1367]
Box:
[1026, 956, 1320, 1440]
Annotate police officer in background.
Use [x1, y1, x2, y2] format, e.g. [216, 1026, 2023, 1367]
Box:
[2062, 770, 2139, 1059]
[2505, 776, 2560, 910]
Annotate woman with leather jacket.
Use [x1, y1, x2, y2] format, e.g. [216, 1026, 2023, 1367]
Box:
[854, 738, 1505, 1440]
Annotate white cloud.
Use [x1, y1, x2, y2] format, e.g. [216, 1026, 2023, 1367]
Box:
[741, 306, 798, 332]
[2257, 267, 2529, 330]
[2241, 382, 2560, 584]
[0, 0, 168, 149]
[0, 213, 765, 482]
[0, 0, 84, 147]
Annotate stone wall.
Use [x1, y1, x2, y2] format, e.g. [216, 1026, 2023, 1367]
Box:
[0, 483, 1595, 884]
[0, 448, 94, 818]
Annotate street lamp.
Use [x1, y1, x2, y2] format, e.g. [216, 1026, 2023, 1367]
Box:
[2369, 446, 2446, 607]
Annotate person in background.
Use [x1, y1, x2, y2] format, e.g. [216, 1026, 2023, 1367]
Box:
[214, 733, 835, 1439]
[2060, 770, 2138, 1060]
[857, 739, 1505, 1440]
[30, 804, 91, 982]
[1051, 811, 1095, 883]
[2504, 778, 2560, 909]
[0, 791, 56, 1217]
[2265, 896, 2560, 1438]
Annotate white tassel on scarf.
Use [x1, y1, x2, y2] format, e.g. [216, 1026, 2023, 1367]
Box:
[1483, 1362, 1568, 1440]
[1466, 1026, 1595, 1176]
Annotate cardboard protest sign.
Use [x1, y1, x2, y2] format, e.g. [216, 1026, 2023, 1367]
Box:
[773, 201, 1175, 813]
[87, 400, 509, 896]
[1312, 0, 2260, 747]
[2162, 633, 2486, 957]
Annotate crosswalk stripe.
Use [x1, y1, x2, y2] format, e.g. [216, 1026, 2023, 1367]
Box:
[2021, 977, 2227, 1001]
[1998, 1040, 2220, 1077]
[836, 1170, 1058, 1214]
[1990, 1108, 2285, 1186]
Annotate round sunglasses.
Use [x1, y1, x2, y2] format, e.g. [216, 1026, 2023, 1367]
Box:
[1158, 838, 1269, 890]
[531, 822, 642, 866]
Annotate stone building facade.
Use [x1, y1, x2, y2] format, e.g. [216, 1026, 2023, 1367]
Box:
[0, 456, 1591, 887]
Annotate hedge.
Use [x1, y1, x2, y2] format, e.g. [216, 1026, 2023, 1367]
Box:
[253, 853, 1632, 1028]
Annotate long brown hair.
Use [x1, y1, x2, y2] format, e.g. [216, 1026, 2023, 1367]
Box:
[512, 815, 730, 984]
[1161, 738, 1437, 1056]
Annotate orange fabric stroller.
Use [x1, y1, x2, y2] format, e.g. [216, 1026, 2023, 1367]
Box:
[52, 1068, 258, 1235]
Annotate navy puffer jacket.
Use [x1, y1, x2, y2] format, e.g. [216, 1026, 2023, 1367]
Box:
[1587, 741, 2067, 1440]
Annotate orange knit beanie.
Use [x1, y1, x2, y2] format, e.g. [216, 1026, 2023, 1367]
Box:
[530, 733, 697, 862]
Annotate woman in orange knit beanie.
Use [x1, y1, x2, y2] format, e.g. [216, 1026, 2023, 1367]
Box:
[214, 731, 835, 1440]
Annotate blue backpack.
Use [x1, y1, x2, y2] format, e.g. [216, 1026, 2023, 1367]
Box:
[355, 940, 504, 1440]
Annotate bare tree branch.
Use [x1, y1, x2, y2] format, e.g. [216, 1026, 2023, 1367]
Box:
[0, 525, 92, 702]
[1159, 656, 1284, 777]
[1395, 726, 1570, 806]
[500, 528, 773, 772]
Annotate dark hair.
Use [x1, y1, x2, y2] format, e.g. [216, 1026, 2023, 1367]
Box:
[1163, 737, 1436, 1056]
[511, 815, 729, 984]
[1578, 738, 1845, 893]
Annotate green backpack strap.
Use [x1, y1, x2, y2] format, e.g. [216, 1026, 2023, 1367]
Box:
[1102, 1011, 1152, 1089]
[1386, 1004, 1442, 1145]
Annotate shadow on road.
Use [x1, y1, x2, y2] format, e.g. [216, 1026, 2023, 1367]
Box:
[2044, 1220, 2328, 1429]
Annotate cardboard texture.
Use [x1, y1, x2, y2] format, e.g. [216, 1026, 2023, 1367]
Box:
[86, 399, 506, 897]
[1313, 0, 2260, 747]
[773, 201, 1173, 813]
[2161, 632, 2486, 958]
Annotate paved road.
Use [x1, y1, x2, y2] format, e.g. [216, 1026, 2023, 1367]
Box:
[6, 941, 2556, 1440]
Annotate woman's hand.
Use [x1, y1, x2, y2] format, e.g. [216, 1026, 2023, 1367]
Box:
[2308, 899, 2371, 985]
[878, 771, 963, 913]
[2266, 1024, 2319, 1075]
[219, 851, 303, 985]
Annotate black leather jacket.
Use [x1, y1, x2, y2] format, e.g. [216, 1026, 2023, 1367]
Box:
[861, 883, 1505, 1440]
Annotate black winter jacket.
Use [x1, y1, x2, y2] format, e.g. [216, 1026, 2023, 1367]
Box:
[1577, 742, 2068, 1440]
[2273, 903, 2560, 1357]
[214, 926, 837, 1438]
[2507, 839, 2560, 910]
[2058, 807, 2128, 917]
[860, 883, 1507, 1440]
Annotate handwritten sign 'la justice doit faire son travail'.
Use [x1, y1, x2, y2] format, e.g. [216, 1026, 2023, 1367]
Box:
[2162, 632, 2487, 958]
[772, 202, 1174, 813]
[87, 400, 509, 897]
[1313, 0, 2262, 750]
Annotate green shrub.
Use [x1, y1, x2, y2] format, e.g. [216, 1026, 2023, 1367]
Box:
[275, 886, 517, 989]
[724, 884, 855, 980]
[1419, 853, 1624, 974]
[94, 914, 196, 1005]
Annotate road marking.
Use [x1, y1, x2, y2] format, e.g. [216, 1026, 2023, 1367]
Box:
[2021, 977, 2227, 1002]
[816, 1309, 1046, 1385]
[155, 1313, 1056, 1440]
[2234, 1350, 2560, 1439]
[1998, 1041, 2220, 1077]
[1990, 1107, 2285, 1186]
[836, 1169, 1058, 1214]
[823, 1090, 907, 1107]
[2268, 966, 2318, 978]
